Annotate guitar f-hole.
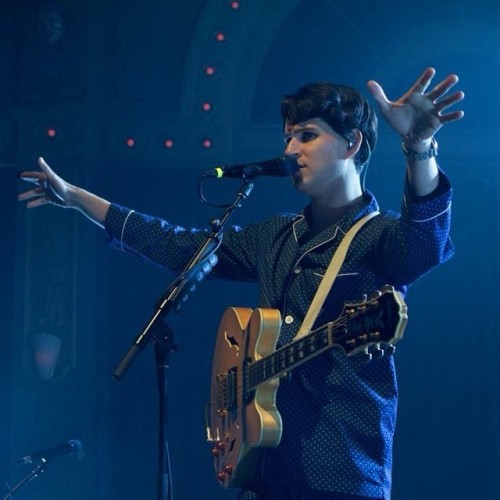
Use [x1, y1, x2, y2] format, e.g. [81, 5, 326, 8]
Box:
[224, 331, 240, 354]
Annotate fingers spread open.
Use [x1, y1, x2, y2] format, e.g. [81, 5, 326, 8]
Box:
[413, 67, 436, 94]
[426, 74, 460, 102]
[26, 196, 50, 209]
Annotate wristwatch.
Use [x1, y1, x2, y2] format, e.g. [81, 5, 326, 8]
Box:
[401, 137, 438, 161]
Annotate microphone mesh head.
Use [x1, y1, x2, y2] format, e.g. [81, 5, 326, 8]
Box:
[69, 439, 85, 460]
[281, 156, 299, 176]
[258, 156, 299, 177]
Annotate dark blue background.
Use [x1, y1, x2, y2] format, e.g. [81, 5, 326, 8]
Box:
[1, 1, 498, 498]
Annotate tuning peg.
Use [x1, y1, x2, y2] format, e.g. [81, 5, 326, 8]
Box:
[370, 344, 385, 359]
[384, 344, 396, 356]
[359, 347, 372, 363]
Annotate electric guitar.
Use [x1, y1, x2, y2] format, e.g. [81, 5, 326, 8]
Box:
[206, 285, 407, 489]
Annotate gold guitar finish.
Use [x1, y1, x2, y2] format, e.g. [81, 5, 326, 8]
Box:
[206, 285, 407, 489]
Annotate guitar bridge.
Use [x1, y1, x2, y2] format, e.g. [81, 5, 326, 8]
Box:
[216, 368, 238, 414]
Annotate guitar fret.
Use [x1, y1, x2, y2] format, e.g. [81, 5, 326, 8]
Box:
[246, 329, 333, 390]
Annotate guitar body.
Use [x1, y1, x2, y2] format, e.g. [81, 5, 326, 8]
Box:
[208, 306, 283, 489]
[206, 285, 407, 490]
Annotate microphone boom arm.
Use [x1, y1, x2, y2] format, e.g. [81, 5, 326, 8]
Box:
[112, 179, 255, 380]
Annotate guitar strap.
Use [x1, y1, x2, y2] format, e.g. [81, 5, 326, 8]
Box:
[293, 211, 380, 341]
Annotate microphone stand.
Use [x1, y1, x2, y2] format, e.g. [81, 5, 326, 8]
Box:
[112, 179, 255, 500]
[2, 460, 48, 500]
[154, 321, 176, 500]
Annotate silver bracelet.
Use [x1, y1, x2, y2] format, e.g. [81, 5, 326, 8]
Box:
[402, 137, 438, 161]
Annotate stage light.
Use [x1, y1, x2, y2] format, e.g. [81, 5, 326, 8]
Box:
[231, 1, 240, 9]
[215, 32, 225, 42]
[164, 139, 174, 148]
[125, 137, 136, 148]
[203, 139, 212, 148]
[31, 333, 61, 381]
[205, 66, 215, 76]
[202, 102, 212, 112]
[46, 127, 57, 138]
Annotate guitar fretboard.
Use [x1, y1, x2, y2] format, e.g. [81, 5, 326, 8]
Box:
[244, 322, 336, 392]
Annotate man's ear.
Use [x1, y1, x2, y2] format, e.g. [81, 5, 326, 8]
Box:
[345, 129, 363, 158]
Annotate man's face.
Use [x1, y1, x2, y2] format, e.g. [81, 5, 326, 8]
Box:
[284, 117, 353, 197]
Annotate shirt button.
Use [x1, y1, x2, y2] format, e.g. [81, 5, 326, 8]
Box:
[293, 266, 302, 274]
[284, 315, 294, 324]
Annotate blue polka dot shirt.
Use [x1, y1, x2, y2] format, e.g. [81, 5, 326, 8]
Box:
[105, 171, 454, 499]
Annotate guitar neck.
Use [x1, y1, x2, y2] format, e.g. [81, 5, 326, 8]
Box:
[244, 321, 338, 391]
[244, 287, 406, 392]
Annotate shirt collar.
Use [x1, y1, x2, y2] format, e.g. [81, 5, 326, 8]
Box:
[293, 190, 379, 247]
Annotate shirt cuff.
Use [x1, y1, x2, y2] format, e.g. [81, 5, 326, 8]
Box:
[104, 203, 135, 250]
[403, 170, 452, 222]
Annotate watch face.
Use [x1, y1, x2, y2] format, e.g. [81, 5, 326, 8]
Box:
[402, 139, 438, 161]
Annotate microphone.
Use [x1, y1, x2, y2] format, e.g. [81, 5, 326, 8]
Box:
[203, 155, 299, 180]
[13, 439, 84, 465]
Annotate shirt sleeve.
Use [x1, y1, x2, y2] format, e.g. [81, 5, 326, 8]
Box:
[104, 203, 261, 281]
[373, 169, 454, 285]
[105, 204, 201, 271]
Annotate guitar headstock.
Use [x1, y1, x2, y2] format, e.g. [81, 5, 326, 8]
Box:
[333, 285, 408, 358]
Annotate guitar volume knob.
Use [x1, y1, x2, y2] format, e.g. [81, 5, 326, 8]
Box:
[223, 464, 234, 475]
[211, 440, 225, 456]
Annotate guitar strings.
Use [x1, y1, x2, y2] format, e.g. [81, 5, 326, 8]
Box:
[227, 311, 361, 403]
[237, 297, 394, 403]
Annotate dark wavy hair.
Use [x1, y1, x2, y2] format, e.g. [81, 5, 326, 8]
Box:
[281, 82, 378, 174]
